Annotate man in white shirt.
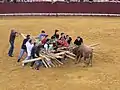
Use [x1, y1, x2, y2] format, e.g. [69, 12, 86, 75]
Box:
[22, 39, 34, 66]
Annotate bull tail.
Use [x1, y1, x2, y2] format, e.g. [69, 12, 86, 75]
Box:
[89, 52, 93, 67]
[89, 43, 100, 47]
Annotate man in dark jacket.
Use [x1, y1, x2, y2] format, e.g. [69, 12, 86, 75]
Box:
[8, 29, 18, 57]
[51, 29, 59, 39]
[59, 33, 66, 40]
[66, 35, 72, 45]
[30, 43, 42, 70]
[17, 35, 30, 62]
[74, 36, 83, 46]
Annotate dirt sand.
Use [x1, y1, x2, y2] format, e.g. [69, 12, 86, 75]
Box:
[0, 16, 120, 90]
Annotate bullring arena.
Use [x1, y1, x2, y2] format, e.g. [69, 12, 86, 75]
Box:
[0, 16, 120, 90]
[0, 1, 120, 90]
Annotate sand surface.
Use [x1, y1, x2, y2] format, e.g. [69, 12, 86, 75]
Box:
[0, 16, 120, 90]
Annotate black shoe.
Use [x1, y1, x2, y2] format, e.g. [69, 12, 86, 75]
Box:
[9, 55, 13, 57]
[17, 59, 20, 62]
[35, 67, 39, 70]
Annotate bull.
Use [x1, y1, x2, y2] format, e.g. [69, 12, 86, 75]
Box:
[72, 44, 93, 66]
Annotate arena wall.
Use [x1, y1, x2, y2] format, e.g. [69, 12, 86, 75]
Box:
[0, 2, 120, 16]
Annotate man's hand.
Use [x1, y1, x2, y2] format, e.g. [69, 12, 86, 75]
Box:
[16, 32, 21, 37]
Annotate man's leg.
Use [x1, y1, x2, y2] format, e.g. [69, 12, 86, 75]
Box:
[25, 56, 31, 60]
[35, 60, 42, 70]
[22, 56, 31, 66]
[30, 61, 35, 68]
[17, 49, 25, 62]
[8, 41, 14, 57]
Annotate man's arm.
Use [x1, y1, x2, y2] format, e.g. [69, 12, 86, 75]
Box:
[80, 38, 83, 43]
[15, 32, 21, 37]
[74, 39, 77, 45]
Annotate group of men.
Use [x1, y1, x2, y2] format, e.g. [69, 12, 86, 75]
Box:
[8, 29, 83, 70]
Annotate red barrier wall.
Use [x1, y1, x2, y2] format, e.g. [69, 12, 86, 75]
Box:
[0, 2, 120, 14]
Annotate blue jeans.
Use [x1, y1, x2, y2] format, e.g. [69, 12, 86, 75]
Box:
[25, 56, 31, 60]
[35, 60, 42, 70]
[8, 41, 14, 56]
[18, 49, 26, 61]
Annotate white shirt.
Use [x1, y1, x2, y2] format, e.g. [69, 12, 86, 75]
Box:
[26, 41, 34, 56]
[44, 43, 48, 51]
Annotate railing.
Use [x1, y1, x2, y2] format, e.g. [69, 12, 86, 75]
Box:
[0, 2, 120, 16]
[0, 0, 120, 3]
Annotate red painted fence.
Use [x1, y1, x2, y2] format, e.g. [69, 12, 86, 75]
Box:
[0, 2, 120, 14]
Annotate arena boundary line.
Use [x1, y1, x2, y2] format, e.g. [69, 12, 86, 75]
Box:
[0, 13, 120, 17]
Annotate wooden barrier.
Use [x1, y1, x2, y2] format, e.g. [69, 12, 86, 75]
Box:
[0, 2, 120, 16]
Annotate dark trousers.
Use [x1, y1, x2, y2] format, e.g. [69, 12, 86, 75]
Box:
[35, 60, 42, 70]
[31, 61, 35, 67]
[8, 41, 14, 56]
[31, 57, 42, 70]
[30, 55, 36, 67]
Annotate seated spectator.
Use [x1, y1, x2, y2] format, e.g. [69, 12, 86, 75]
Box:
[57, 39, 69, 47]
[68, 37, 72, 45]
[57, 33, 69, 47]
[41, 35, 48, 45]
[38, 30, 46, 40]
[44, 39, 51, 51]
[74, 36, 83, 46]
[65, 35, 69, 40]
[66, 35, 72, 45]
[51, 35, 57, 43]
[51, 29, 59, 39]
[59, 33, 66, 41]
[63, 40, 69, 47]
[51, 36, 58, 50]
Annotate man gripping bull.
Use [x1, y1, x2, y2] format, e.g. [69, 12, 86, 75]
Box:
[74, 36, 83, 46]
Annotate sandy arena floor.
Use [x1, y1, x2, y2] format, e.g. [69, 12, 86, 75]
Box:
[0, 16, 120, 90]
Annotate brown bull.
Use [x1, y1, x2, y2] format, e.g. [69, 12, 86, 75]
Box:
[72, 44, 93, 66]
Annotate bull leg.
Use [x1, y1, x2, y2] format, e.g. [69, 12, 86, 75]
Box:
[82, 57, 88, 67]
[75, 55, 79, 64]
[77, 55, 82, 63]
[83, 57, 87, 64]
[86, 53, 93, 67]
[75, 56, 78, 64]
[86, 58, 90, 66]
[83, 56, 91, 67]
